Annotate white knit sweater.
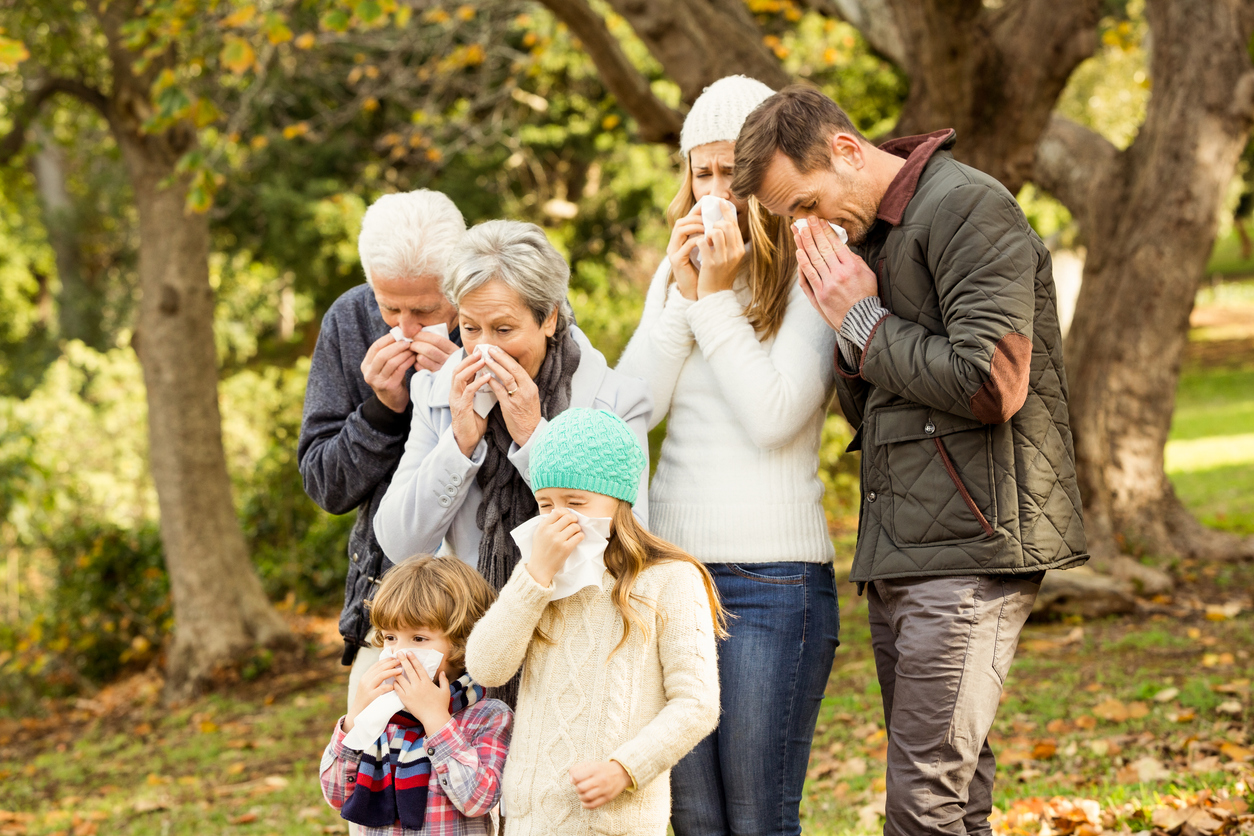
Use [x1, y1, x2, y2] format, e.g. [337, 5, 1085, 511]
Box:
[464, 559, 719, 836]
[617, 257, 838, 564]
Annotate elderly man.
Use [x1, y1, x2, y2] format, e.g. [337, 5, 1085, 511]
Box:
[298, 189, 464, 702]
[732, 86, 1088, 836]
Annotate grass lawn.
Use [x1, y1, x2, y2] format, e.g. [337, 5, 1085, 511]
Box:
[2, 285, 1252, 835]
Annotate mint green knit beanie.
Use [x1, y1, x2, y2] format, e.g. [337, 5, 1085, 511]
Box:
[530, 409, 646, 505]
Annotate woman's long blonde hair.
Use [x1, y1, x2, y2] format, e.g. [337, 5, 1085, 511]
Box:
[666, 156, 797, 341]
[535, 500, 729, 653]
[603, 500, 728, 654]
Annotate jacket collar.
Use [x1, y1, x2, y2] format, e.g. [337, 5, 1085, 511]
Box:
[875, 129, 957, 226]
[427, 324, 606, 409]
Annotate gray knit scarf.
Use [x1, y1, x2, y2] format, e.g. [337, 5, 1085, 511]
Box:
[475, 326, 581, 592]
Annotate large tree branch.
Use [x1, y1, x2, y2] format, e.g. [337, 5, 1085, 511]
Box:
[0, 76, 110, 166]
[800, 0, 905, 66]
[601, 0, 790, 105]
[1033, 114, 1118, 232]
[536, 0, 683, 144]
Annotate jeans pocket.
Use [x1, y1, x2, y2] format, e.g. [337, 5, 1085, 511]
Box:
[728, 562, 806, 585]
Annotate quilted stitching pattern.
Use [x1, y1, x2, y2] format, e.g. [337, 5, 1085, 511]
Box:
[842, 150, 1087, 582]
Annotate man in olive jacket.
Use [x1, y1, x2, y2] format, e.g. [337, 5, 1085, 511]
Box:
[734, 86, 1087, 836]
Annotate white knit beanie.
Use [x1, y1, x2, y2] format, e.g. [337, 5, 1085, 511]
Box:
[680, 75, 777, 158]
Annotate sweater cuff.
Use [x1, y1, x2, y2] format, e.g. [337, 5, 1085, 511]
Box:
[505, 560, 556, 610]
[686, 290, 744, 354]
[361, 394, 411, 435]
[839, 297, 889, 352]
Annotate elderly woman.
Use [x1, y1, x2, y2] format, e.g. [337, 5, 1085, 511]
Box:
[374, 220, 651, 593]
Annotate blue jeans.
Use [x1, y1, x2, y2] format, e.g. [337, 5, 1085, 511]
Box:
[670, 561, 840, 836]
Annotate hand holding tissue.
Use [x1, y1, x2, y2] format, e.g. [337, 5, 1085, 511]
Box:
[472, 344, 502, 418]
[342, 647, 444, 750]
[511, 509, 612, 600]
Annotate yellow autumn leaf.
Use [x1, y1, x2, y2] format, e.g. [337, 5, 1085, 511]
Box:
[222, 4, 257, 28]
[294, 32, 316, 49]
[456, 5, 475, 20]
[601, 114, 620, 130]
[265, 16, 294, 45]
[220, 36, 256, 75]
[250, 135, 269, 149]
[0, 35, 30, 69]
[425, 147, 443, 162]
[282, 122, 309, 139]
[362, 97, 379, 112]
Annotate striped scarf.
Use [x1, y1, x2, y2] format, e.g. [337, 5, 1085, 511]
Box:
[340, 674, 483, 829]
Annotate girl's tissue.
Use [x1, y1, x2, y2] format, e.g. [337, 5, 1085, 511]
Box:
[510, 509, 612, 600]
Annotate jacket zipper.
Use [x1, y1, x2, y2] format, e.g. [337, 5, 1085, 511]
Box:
[934, 438, 995, 537]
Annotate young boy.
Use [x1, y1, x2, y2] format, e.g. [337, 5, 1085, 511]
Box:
[321, 556, 512, 835]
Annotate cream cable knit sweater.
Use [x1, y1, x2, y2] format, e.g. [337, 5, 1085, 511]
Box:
[616, 257, 838, 564]
[464, 559, 719, 835]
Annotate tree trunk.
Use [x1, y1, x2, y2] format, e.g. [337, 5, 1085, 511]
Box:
[1034, 0, 1254, 563]
[94, 1, 292, 698]
[30, 127, 104, 349]
[883, 0, 1099, 193]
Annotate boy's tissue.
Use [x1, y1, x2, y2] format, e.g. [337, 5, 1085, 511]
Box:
[511, 509, 612, 600]
[342, 647, 444, 750]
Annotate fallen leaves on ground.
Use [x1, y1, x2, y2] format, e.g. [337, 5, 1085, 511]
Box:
[991, 785, 1254, 835]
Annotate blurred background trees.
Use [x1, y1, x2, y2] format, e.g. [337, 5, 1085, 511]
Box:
[1, 0, 1251, 703]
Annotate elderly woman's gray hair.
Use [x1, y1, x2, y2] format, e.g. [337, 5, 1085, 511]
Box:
[357, 190, 466, 284]
[444, 220, 572, 329]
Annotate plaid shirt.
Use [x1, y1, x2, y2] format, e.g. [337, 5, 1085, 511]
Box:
[320, 699, 512, 836]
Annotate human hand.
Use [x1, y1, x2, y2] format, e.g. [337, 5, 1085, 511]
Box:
[361, 333, 418, 413]
[525, 509, 583, 588]
[793, 214, 877, 331]
[694, 199, 745, 299]
[569, 760, 631, 809]
[449, 351, 490, 458]
[343, 654, 404, 734]
[666, 208, 704, 301]
[409, 329, 460, 373]
[479, 345, 542, 447]
[393, 654, 453, 734]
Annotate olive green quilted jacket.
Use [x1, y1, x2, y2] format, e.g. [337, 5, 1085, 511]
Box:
[838, 130, 1088, 583]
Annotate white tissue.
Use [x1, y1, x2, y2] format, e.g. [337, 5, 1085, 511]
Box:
[511, 510, 612, 600]
[690, 195, 740, 269]
[792, 217, 849, 245]
[390, 323, 450, 344]
[472, 344, 501, 418]
[342, 647, 444, 751]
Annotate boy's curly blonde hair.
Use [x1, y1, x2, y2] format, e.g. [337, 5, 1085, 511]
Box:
[365, 555, 496, 676]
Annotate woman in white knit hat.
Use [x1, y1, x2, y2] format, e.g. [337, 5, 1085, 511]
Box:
[616, 76, 840, 835]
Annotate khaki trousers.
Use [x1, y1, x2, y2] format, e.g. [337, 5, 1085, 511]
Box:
[868, 574, 1041, 836]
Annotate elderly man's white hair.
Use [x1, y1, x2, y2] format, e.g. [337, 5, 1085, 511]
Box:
[443, 220, 572, 330]
[357, 190, 466, 285]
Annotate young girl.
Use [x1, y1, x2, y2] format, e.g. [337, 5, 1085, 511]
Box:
[464, 408, 725, 836]
[321, 556, 513, 835]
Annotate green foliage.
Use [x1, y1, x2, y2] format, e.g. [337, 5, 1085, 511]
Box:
[818, 414, 861, 529]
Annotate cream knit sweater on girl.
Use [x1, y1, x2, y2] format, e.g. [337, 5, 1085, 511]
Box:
[464, 558, 719, 836]
[616, 257, 838, 564]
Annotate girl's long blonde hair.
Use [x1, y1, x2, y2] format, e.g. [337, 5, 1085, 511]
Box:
[603, 500, 728, 654]
[666, 156, 797, 341]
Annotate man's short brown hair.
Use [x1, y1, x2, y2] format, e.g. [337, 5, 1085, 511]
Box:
[366, 555, 496, 675]
[732, 85, 865, 201]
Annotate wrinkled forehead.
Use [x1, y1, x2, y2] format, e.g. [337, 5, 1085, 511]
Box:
[756, 151, 812, 217]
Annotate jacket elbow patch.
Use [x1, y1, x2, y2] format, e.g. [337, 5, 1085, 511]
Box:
[970, 333, 1032, 424]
